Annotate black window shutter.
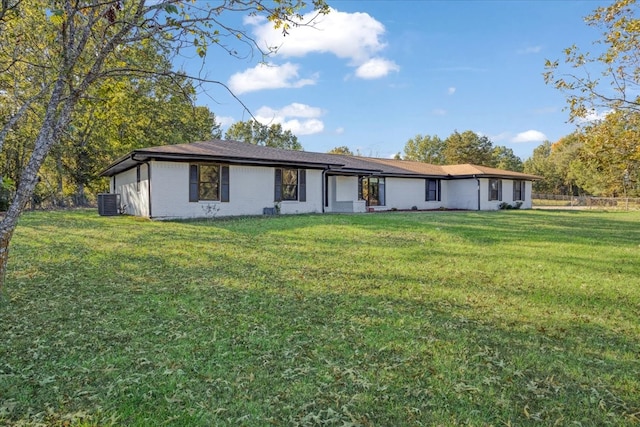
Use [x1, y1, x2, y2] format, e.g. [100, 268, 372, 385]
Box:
[221, 166, 230, 202]
[437, 179, 441, 202]
[189, 165, 198, 202]
[498, 180, 503, 201]
[274, 168, 282, 201]
[298, 169, 306, 202]
[136, 165, 141, 193]
[425, 179, 429, 201]
[358, 176, 363, 200]
[522, 182, 526, 201]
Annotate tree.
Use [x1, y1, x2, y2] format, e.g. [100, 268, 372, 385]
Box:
[573, 111, 640, 196]
[491, 146, 524, 172]
[544, 0, 640, 121]
[402, 134, 445, 164]
[328, 146, 354, 155]
[225, 120, 303, 150]
[56, 71, 220, 206]
[524, 135, 587, 195]
[524, 141, 557, 193]
[0, 0, 329, 290]
[442, 130, 494, 166]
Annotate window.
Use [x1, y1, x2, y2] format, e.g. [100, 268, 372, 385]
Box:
[189, 164, 230, 202]
[426, 179, 441, 201]
[275, 168, 306, 202]
[359, 176, 385, 206]
[513, 180, 526, 201]
[489, 178, 502, 201]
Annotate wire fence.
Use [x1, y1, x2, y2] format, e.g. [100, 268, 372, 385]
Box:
[532, 193, 640, 211]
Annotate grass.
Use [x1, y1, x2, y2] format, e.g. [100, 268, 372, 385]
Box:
[1, 209, 639, 426]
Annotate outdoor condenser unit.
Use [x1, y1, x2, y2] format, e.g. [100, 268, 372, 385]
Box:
[97, 193, 120, 216]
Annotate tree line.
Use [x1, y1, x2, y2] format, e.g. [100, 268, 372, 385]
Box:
[524, 111, 640, 197]
[396, 130, 524, 171]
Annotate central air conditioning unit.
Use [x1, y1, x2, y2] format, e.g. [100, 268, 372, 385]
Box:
[97, 193, 121, 216]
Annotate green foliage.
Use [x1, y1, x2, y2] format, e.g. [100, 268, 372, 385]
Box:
[443, 130, 494, 166]
[524, 137, 586, 195]
[402, 134, 445, 164]
[574, 111, 640, 197]
[0, 177, 15, 211]
[526, 112, 640, 197]
[225, 120, 303, 150]
[402, 130, 523, 170]
[492, 146, 524, 172]
[1, 210, 639, 425]
[54, 71, 221, 205]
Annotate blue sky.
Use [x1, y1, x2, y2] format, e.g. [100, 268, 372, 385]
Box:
[184, 0, 607, 161]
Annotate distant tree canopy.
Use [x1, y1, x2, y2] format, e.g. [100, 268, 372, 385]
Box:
[524, 112, 640, 197]
[327, 146, 354, 155]
[403, 134, 445, 164]
[225, 120, 302, 151]
[524, 138, 583, 195]
[401, 130, 523, 171]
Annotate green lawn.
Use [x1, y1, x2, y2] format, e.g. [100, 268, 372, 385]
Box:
[1, 209, 639, 426]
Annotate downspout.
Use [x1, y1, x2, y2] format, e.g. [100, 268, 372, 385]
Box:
[475, 175, 481, 211]
[321, 168, 327, 213]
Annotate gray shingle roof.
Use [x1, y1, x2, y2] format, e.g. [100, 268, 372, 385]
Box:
[101, 139, 541, 180]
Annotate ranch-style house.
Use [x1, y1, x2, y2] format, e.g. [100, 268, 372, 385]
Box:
[99, 139, 540, 219]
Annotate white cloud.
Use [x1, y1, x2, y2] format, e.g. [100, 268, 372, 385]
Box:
[511, 130, 547, 143]
[577, 109, 613, 123]
[243, 14, 264, 26]
[448, 87, 456, 95]
[215, 116, 235, 127]
[517, 45, 542, 54]
[282, 119, 325, 135]
[249, 7, 396, 80]
[335, 127, 345, 135]
[254, 103, 325, 136]
[228, 62, 317, 94]
[489, 132, 511, 142]
[251, 8, 385, 61]
[432, 108, 447, 116]
[355, 58, 399, 79]
[273, 103, 324, 119]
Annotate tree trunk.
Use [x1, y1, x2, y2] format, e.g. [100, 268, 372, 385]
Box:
[0, 81, 68, 291]
[74, 183, 88, 207]
[0, 137, 56, 290]
[0, 217, 15, 294]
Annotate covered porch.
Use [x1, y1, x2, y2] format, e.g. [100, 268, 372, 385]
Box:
[324, 172, 383, 213]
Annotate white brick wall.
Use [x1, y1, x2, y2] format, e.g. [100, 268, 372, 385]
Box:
[148, 161, 322, 219]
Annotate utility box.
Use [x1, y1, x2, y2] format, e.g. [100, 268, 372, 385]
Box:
[98, 193, 120, 216]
